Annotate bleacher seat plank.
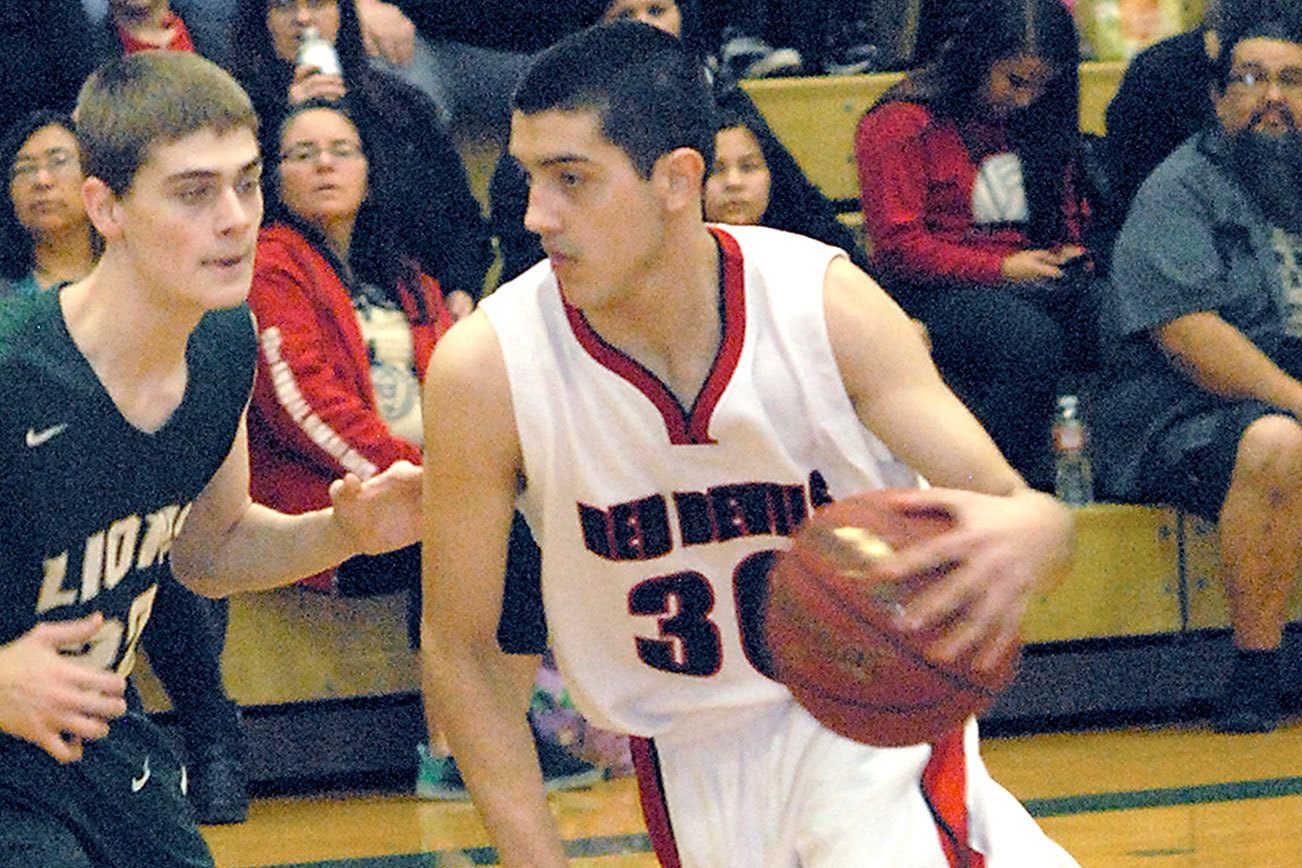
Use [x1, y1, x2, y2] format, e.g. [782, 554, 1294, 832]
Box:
[1022, 503, 1181, 643]
[135, 586, 418, 712]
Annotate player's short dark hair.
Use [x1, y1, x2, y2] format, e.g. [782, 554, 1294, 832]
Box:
[76, 51, 258, 195]
[513, 20, 716, 178]
[1214, 6, 1302, 90]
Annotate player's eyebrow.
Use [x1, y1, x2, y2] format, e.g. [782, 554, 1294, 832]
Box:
[520, 153, 594, 170]
[541, 154, 591, 164]
[163, 157, 264, 184]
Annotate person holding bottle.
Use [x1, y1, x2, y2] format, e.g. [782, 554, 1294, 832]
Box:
[228, 0, 491, 314]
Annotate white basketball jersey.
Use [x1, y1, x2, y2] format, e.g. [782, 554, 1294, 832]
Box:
[480, 225, 919, 738]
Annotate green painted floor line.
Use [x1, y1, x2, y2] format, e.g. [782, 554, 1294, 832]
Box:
[258, 777, 1302, 867]
[1023, 775, 1302, 817]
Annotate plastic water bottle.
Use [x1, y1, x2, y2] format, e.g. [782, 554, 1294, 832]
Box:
[297, 26, 341, 77]
[1053, 394, 1094, 506]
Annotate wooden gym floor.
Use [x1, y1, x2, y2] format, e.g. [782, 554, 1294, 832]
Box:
[203, 717, 1302, 868]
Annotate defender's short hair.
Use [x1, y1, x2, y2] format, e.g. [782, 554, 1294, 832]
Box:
[77, 51, 258, 195]
[513, 21, 716, 178]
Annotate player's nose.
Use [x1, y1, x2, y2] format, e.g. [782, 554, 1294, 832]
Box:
[523, 188, 561, 236]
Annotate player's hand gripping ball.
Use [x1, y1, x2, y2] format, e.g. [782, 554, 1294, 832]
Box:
[763, 491, 1020, 747]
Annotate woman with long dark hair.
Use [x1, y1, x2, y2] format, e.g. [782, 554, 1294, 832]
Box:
[247, 100, 451, 607]
[705, 97, 870, 271]
[229, 0, 490, 313]
[855, 0, 1092, 492]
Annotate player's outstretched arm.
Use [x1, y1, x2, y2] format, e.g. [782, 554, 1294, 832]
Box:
[0, 615, 128, 763]
[172, 414, 422, 597]
[823, 258, 1074, 666]
[421, 311, 568, 868]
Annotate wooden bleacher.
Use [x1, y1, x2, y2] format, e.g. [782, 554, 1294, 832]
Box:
[138, 60, 1302, 786]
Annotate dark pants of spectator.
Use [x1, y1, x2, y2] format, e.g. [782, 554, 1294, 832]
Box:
[893, 277, 1098, 493]
[705, 0, 935, 69]
[336, 513, 546, 654]
[336, 543, 423, 648]
[139, 575, 242, 749]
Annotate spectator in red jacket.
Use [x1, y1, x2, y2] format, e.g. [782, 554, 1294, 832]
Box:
[855, 0, 1093, 492]
[248, 100, 452, 616]
[250, 102, 607, 800]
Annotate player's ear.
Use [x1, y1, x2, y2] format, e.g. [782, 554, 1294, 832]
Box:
[654, 147, 706, 213]
[83, 177, 125, 241]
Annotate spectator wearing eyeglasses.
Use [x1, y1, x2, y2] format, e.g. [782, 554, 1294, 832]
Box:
[1092, 12, 1302, 735]
[1102, 0, 1287, 256]
[230, 0, 490, 314]
[247, 100, 452, 614]
[1, 112, 98, 298]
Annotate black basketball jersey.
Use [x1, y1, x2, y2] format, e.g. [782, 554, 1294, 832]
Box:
[0, 289, 255, 671]
[0, 290, 254, 866]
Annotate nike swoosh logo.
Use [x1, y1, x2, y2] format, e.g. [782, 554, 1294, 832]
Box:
[131, 756, 151, 793]
[25, 424, 68, 448]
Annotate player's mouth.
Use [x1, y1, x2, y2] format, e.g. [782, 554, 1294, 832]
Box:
[543, 245, 576, 269]
[205, 251, 252, 271]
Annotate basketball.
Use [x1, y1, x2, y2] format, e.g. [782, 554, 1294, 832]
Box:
[764, 490, 1020, 747]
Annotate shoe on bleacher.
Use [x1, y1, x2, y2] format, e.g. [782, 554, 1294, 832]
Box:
[1210, 651, 1281, 734]
[820, 20, 882, 76]
[718, 27, 803, 80]
[531, 719, 605, 792]
[415, 743, 470, 801]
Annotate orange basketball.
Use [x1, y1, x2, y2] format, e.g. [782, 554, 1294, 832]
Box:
[764, 490, 1019, 747]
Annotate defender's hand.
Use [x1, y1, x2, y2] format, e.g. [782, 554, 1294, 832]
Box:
[329, 460, 423, 556]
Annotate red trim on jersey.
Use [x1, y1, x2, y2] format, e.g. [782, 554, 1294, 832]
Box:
[630, 737, 683, 868]
[560, 227, 746, 446]
[923, 728, 986, 868]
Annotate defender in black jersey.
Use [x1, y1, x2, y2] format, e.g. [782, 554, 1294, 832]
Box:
[0, 52, 421, 868]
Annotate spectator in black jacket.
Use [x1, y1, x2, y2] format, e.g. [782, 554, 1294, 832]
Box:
[0, 1, 97, 136]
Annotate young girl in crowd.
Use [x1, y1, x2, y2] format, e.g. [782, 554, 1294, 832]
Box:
[230, 0, 490, 313]
[705, 99, 870, 271]
[0, 112, 97, 297]
[855, 0, 1094, 492]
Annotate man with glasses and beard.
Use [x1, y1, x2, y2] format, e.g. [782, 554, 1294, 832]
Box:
[1093, 13, 1302, 734]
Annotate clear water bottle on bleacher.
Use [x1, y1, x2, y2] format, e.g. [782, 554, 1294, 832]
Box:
[1052, 394, 1093, 506]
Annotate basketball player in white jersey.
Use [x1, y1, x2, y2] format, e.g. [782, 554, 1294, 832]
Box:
[421, 21, 1078, 868]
